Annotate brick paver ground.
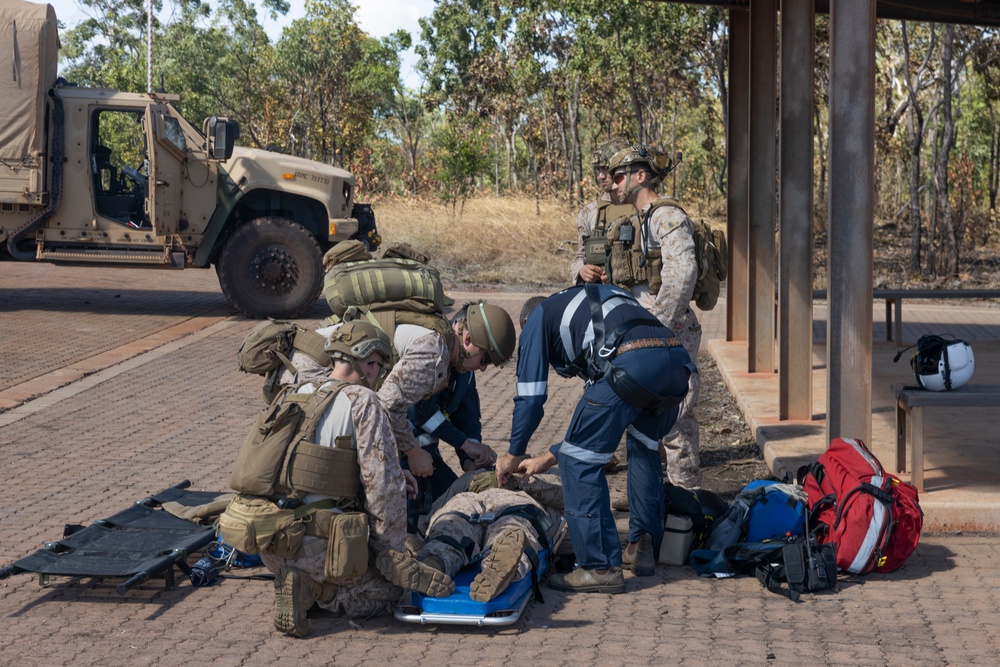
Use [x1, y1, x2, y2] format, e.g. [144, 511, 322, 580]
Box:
[1, 267, 998, 665]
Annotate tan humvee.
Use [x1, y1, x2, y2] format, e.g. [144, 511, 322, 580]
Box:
[0, 0, 379, 318]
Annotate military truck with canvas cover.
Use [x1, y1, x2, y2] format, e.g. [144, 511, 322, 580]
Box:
[0, 0, 379, 318]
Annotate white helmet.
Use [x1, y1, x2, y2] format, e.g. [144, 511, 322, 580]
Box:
[909, 335, 974, 391]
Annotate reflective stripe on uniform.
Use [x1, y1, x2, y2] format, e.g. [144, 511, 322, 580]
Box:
[419, 410, 447, 433]
[627, 425, 660, 451]
[558, 441, 616, 464]
[516, 381, 548, 397]
[560, 291, 637, 360]
[559, 289, 588, 360]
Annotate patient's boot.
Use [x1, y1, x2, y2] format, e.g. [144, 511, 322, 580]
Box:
[470, 527, 526, 602]
[274, 567, 319, 637]
[417, 554, 446, 573]
[376, 549, 455, 598]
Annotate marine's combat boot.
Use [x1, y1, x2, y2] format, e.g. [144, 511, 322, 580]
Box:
[547, 566, 625, 594]
[416, 554, 447, 573]
[376, 549, 455, 597]
[470, 527, 525, 602]
[621, 534, 655, 576]
[274, 567, 319, 637]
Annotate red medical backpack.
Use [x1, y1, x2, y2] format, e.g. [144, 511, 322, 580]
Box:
[797, 437, 923, 574]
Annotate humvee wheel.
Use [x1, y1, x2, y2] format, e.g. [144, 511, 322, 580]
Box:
[217, 217, 323, 319]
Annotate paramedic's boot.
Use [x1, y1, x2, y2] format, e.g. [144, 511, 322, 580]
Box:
[274, 567, 319, 637]
[470, 527, 525, 602]
[376, 549, 455, 597]
[547, 566, 625, 594]
[622, 534, 655, 576]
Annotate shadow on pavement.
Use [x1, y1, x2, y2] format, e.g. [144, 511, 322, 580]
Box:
[0, 287, 231, 316]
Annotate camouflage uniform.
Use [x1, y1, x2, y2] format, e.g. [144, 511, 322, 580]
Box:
[259, 383, 409, 618]
[377, 324, 451, 454]
[278, 323, 451, 457]
[569, 192, 612, 283]
[417, 488, 551, 583]
[631, 203, 702, 489]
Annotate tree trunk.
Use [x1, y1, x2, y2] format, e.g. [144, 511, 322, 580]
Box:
[934, 25, 958, 277]
[569, 74, 583, 206]
[989, 105, 999, 213]
[901, 21, 926, 275]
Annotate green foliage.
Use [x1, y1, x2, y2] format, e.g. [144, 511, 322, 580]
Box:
[51, 0, 1000, 234]
[431, 113, 493, 213]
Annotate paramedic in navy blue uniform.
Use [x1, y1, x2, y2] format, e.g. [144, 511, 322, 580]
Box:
[408, 368, 494, 500]
[496, 284, 696, 593]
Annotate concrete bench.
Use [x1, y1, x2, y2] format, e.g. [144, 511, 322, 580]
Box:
[814, 289, 1000, 344]
[893, 383, 1000, 492]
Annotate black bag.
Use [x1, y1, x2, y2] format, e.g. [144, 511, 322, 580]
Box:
[750, 535, 838, 602]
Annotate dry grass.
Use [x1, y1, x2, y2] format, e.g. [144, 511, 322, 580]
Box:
[371, 194, 1000, 292]
[372, 195, 578, 288]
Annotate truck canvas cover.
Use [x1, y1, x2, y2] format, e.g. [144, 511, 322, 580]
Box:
[0, 0, 58, 200]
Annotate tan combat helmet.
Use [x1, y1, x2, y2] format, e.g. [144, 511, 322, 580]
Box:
[607, 144, 678, 200]
[325, 320, 394, 386]
[466, 302, 516, 367]
[591, 136, 631, 168]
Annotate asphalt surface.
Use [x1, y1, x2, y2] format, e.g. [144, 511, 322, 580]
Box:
[0, 263, 997, 666]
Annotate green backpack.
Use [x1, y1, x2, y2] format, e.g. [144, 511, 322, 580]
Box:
[237, 319, 330, 376]
[322, 240, 455, 353]
[322, 240, 447, 318]
[690, 219, 729, 311]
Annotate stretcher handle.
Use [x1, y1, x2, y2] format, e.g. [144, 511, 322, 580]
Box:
[0, 565, 26, 580]
[116, 548, 187, 595]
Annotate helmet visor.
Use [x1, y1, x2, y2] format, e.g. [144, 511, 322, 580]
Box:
[910, 353, 940, 376]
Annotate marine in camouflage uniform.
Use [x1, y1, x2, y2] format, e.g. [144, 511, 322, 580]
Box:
[259, 382, 410, 618]
[275, 304, 515, 480]
[569, 192, 611, 283]
[570, 137, 631, 285]
[416, 488, 552, 590]
[608, 145, 702, 490]
[250, 322, 453, 636]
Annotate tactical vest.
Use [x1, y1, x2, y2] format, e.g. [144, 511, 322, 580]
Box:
[230, 380, 361, 502]
[584, 199, 664, 292]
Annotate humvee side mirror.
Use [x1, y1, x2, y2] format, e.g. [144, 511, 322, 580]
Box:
[204, 116, 239, 161]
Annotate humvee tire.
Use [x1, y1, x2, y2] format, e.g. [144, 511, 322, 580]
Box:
[217, 217, 324, 319]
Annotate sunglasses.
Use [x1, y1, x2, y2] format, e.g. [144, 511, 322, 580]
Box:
[612, 170, 628, 184]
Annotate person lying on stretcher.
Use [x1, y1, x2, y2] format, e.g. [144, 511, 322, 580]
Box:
[380, 475, 564, 602]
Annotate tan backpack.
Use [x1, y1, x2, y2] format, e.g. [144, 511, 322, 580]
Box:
[646, 198, 729, 311]
[322, 240, 455, 353]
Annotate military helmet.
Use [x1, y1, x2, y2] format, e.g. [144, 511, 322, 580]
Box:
[324, 320, 393, 363]
[466, 302, 516, 367]
[607, 144, 675, 179]
[591, 136, 630, 168]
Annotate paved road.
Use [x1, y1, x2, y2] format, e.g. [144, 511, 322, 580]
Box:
[0, 264, 997, 666]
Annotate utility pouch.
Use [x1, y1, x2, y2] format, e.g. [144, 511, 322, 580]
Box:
[324, 512, 370, 579]
[583, 235, 609, 266]
[218, 495, 299, 555]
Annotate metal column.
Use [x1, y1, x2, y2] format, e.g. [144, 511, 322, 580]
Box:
[727, 8, 750, 342]
[748, 0, 777, 372]
[827, 0, 875, 443]
[779, 0, 815, 420]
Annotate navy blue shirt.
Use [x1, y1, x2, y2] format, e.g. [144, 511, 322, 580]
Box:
[509, 284, 664, 456]
[409, 370, 481, 466]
